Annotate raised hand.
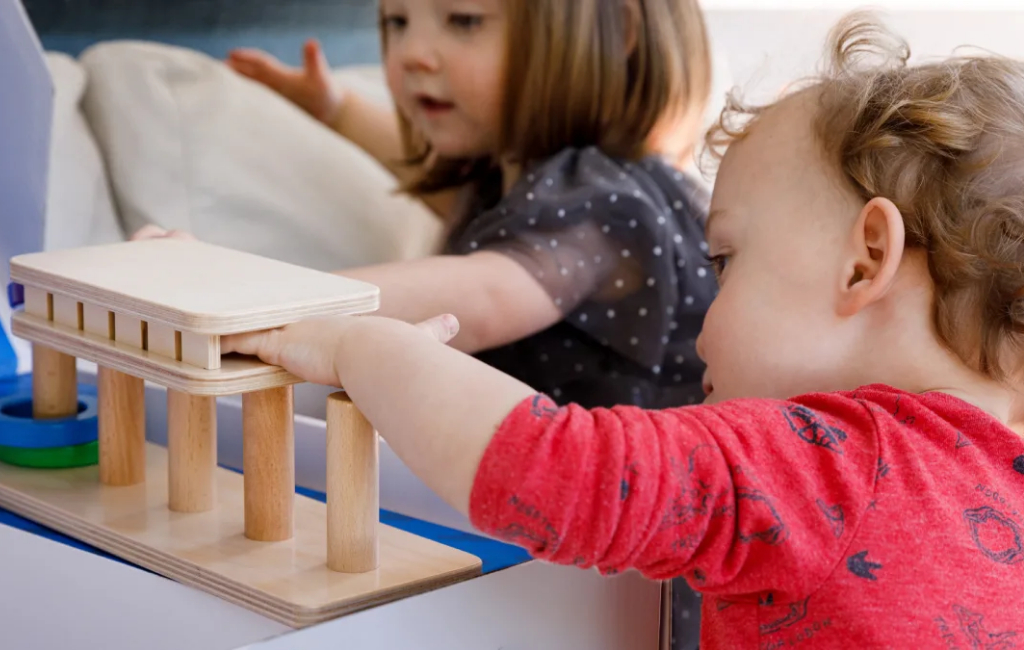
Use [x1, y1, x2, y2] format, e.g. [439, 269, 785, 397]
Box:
[227, 39, 345, 125]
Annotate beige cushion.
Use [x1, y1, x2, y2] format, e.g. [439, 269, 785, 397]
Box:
[44, 52, 123, 250]
[79, 40, 441, 272]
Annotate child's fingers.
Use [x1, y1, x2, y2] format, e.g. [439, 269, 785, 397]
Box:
[227, 48, 278, 66]
[227, 49, 288, 79]
[130, 224, 168, 241]
[303, 39, 331, 80]
[220, 328, 279, 362]
[129, 225, 196, 242]
[164, 229, 197, 241]
[415, 314, 460, 344]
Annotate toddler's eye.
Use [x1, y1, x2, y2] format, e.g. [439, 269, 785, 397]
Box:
[381, 13, 408, 31]
[449, 13, 484, 29]
[702, 252, 730, 279]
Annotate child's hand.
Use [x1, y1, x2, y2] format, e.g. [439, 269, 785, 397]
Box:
[129, 225, 198, 242]
[222, 314, 461, 388]
[227, 39, 346, 126]
[225, 310, 528, 518]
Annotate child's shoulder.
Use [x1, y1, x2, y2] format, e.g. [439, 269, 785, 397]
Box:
[502, 146, 709, 222]
[781, 383, 999, 441]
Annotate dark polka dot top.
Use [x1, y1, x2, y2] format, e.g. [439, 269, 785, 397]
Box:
[446, 146, 717, 409]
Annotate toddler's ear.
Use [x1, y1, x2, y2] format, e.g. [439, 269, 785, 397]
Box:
[837, 197, 906, 317]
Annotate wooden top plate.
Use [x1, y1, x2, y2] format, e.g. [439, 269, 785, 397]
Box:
[10, 240, 379, 334]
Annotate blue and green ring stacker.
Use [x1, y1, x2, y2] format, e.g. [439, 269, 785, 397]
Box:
[0, 387, 99, 469]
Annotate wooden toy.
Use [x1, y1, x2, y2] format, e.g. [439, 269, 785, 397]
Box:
[0, 239, 481, 627]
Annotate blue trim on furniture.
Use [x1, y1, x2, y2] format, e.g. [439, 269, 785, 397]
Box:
[0, 500, 530, 575]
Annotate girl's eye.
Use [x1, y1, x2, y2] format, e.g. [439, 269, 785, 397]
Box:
[702, 252, 730, 279]
[449, 13, 484, 29]
[382, 13, 408, 31]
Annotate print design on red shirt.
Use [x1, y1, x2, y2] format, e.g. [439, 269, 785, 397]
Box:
[815, 499, 845, 539]
[493, 495, 562, 556]
[528, 394, 564, 421]
[845, 550, 882, 581]
[658, 447, 789, 574]
[892, 394, 916, 426]
[736, 484, 788, 545]
[658, 444, 740, 543]
[1013, 455, 1024, 474]
[943, 604, 1018, 649]
[963, 506, 1023, 565]
[485, 395, 569, 562]
[780, 404, 848, 454]
[759, 597, 812, 636]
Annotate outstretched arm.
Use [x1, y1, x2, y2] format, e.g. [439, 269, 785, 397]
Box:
[223, 314, 534, 515]
[128, 226, 564, 356]
[226, 315, 877, 597]
[337, 251, 562, 354]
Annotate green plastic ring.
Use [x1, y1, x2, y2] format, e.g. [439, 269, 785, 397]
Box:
[0, 440, 99, 469]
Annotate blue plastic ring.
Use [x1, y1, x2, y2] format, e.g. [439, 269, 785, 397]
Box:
[0, 392, 99, 449]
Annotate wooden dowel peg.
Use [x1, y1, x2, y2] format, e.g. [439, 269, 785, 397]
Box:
[326, 392, 379, 573]
[167, 390, 217, 513]
[32, 344, 78, 419]
[98, 366, 146, 486]
[242, 386, 294, 542]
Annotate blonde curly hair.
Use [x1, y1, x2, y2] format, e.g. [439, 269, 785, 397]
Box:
[707, 12, 1024, 382]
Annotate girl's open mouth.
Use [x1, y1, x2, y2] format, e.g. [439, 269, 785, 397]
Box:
[417, 95, 455, 115]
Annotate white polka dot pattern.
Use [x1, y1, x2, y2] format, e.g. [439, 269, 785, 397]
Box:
[445, 146, 714, 409]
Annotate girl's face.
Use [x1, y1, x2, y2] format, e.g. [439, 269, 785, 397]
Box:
[381, 0, 506, 159]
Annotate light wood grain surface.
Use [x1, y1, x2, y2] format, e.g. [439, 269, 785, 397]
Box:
[0, 444, 482, 628]
[326, 392, 379, 573]
[30, 344, 77, 418]
[167, 390, 217, 513]
[98, 367, 146, 486]
[10, 240, 379, 334]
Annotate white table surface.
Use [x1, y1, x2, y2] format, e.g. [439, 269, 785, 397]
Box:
[0, 523, 289, 650]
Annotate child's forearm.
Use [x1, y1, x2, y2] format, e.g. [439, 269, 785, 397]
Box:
[331, 93, 406, 179]
[331, 94, 459, 219]
[334, 317, 535, 515]
[337, 252, 562, 355]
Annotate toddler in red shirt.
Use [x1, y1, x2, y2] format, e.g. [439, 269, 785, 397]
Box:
[225, 12, 1024, 649]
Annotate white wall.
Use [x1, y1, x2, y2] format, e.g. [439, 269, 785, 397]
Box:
[703, 9, 1024, 104]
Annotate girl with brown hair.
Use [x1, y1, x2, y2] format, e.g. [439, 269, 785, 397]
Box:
[139, 0, 717, 416]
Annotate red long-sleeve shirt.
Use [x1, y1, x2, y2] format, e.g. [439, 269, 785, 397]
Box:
[469, 384, 1024, 649]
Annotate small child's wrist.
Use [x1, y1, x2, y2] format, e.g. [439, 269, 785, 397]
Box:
[328, 92, 356, 136]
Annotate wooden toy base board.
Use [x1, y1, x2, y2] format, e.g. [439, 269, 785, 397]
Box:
[12, 312, 298, 396]
[0, 443, 482, 628]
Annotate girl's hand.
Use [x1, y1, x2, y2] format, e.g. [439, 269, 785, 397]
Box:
[222, 314, 461, 388]
[227, 39, 346, 125]
[130, 225, 198, 242]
